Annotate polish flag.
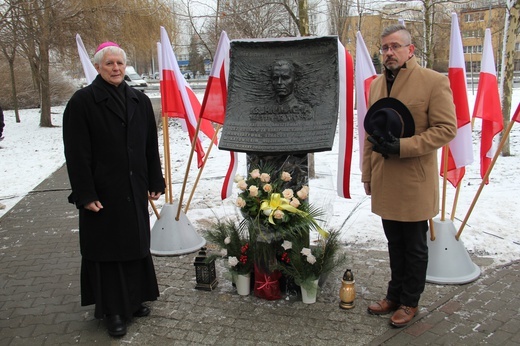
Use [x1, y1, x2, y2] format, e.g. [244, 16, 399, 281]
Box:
[512, 103, 520, 123]
[76, 34, 97, 84]
[355, 32, 377, 168]
[197, 31, 236, 200]
[472, 28, 503, 183]
[440, 13, 474, 188]
[337, 40, 354, 199]
[159, 27, 216, 167]
[200, 31, 230, 125]
[221, 151, 238, 200]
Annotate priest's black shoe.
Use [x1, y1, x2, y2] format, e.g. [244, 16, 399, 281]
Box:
[133, 305, 150, 317]
[106, 315, 127, 337]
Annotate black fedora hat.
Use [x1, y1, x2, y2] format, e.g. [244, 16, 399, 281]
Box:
[364, 97, 415, 141]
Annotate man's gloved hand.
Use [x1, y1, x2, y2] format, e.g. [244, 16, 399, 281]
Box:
[367, 131, 400, 159]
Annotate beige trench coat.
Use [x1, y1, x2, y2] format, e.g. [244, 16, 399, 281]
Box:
[361, 56, 457, 222]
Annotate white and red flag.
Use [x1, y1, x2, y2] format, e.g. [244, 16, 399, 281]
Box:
[440, 13, 474, 187]
[197, 31, 236, 200]
[355, 31, 377, 168]
[76, 34, 97, 84]
[472, 28, 503, 183]
[512, 103, 520, 123]
[200, 31, 230, 125]
[337, 40, 354, 199]
[159, 26, 216, 168]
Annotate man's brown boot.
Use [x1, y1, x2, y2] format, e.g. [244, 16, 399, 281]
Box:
[367, 298, 399, 315]
[390, 305, 418, 327]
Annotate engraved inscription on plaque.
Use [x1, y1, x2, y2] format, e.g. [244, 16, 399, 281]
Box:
[219, 36, 339, 154]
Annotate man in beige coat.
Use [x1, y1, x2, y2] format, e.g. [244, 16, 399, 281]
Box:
[362, 24, 457, 327]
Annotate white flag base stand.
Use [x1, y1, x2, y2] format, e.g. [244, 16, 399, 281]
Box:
[426, 218, 480, 284]
[150, 202, 206, 256]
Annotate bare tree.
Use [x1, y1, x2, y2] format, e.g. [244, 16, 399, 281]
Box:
[499, 0, 520, 156]
[0, 0, 21, 122]
[327, 0, 355, 43]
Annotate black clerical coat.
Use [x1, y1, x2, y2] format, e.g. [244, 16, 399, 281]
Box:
[63, 75, 165, 262]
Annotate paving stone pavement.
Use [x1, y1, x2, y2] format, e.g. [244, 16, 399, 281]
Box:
[1, 165, 519, 345]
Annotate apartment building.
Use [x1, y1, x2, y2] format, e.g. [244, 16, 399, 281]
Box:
[344, 0, 519, 75]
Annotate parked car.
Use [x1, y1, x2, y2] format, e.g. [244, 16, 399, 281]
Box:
[124, 66, 148, 88]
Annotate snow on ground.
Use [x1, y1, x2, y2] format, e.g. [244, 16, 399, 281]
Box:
[1, 88, 519, 266]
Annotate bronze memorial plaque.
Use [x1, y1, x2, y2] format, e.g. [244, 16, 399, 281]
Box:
[219, 36, 339, 154]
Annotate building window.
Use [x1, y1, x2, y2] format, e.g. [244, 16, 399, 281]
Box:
[464, 12, 484, 22]
[516, 42, 520, 52]
[463, 45, 483, 54]
[462, 29, 483, 38]
[466, 61, 481, 73]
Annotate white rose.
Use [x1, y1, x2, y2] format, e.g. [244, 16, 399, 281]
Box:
[249, 185, 259, 197]
[282, 188, 294, 199]
[234, 174, 244, 183]
[224, 237, 231, 244]
[282, 240, 292, 250]
[263, 184, 272, 193]
[273, 210, 284, 219]
[221, 249, 227, 257]
[281, 171, 292, 182]
[290, 198, 301, 208]
[250, 169, 260, 179]
[301, 247, 312, 256]
[228, 256, 239, 267]
[236, 197, 246, 208]
[260, 173, 271, 183]
[237, 180, 248, 191]
[306, 254, 317, 264]
[297, 186, 309, 200]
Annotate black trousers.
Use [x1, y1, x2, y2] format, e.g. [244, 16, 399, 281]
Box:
[382, 219, 428, 307]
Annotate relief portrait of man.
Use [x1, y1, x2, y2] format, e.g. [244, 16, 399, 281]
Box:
[219, 37, 339, 154]
[249, 59, 313, 122]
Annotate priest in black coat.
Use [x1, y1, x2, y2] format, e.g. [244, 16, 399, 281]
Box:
[63, 41, 165, 337]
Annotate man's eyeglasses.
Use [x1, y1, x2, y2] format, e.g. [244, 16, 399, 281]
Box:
[380, 44, 410, 54]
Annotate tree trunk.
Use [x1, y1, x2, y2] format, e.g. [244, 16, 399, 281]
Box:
[8, 57, 20, 123]
[298, 0, 309, 37]
[38, 0, 53, 128]
[39, 42, 53, 127]
[500, 0, 520, 156]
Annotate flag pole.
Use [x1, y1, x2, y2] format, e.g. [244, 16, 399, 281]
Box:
[451, 180, 463, 221]
[148, 195, 160, 219]
[456, 118, 516, 240]
[162, 115, 173, 204]
[441, 144, 449, 221]
[176, 117, 203, 220]
[185, 124, 221, 213]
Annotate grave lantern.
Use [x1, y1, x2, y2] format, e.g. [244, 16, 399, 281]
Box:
[194, 247, 218, 291]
